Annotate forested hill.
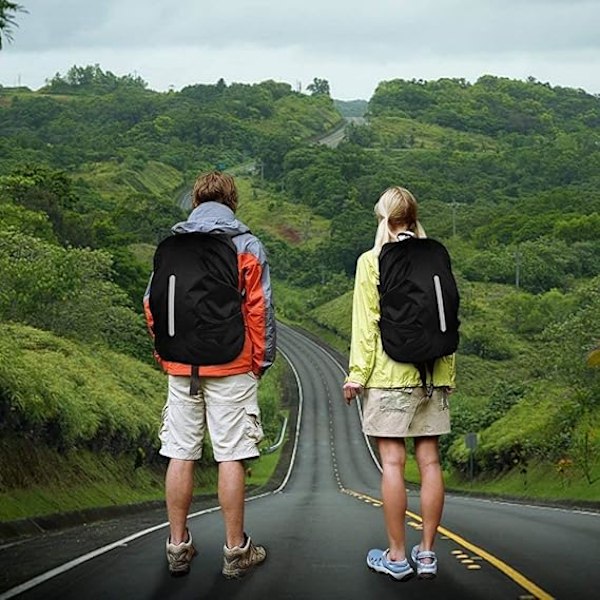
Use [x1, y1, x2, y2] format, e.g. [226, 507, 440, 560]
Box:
[0, 69, 598, 509]
[263, 75, 600, 497]
[0, 67, 342, 520]
[0, 66, 341, 310]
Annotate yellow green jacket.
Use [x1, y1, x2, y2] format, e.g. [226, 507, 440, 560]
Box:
[347, 249, 456, 388]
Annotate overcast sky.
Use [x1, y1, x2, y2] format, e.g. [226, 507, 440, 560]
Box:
[1, 0, 599, 100]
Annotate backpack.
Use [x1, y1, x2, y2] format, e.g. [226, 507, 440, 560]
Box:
[378, 236, 460, 389]
[149, 232, 245, 393]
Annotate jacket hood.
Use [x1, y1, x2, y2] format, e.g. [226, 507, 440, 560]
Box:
[171, 201, 250, 236]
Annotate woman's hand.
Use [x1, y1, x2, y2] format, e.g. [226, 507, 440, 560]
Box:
[343, 381, 364, 405]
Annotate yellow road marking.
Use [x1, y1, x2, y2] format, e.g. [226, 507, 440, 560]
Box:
[343, 488, 554, 600]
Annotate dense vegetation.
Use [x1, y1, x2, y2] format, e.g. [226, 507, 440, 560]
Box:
[274, 76, 599, 496]
[0, 66, 338, 518]
[0, 67, 598, 516]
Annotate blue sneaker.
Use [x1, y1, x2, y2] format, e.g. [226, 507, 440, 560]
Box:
[366, 548, 414, 581]
[411, 545, 438, 579]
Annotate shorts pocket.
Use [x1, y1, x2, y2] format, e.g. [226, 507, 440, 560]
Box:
[158, 402, 169, 439]
[245, 406, 264, 444]
[380, 390, 412, 412]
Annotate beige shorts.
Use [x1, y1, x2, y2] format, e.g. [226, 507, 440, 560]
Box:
[361, 387, 451, 438]
[159, 372, 264, 462]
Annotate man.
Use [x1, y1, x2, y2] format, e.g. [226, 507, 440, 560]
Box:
[144, 171, 276, 578]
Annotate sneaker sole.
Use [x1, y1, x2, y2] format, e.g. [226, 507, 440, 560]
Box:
[418, 571, 437, 580]
[222, 563, 265, 579]
[367, 561, 414, 582]
[222, 554, 266, 579]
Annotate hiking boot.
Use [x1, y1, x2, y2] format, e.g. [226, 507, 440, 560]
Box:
[367, 548, 414, 581]
[166, 530, 197, 576]
[222, 534, 266, 579]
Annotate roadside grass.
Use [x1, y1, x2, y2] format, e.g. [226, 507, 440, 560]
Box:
[0, 440, 284, 522]
[0, 323, 288, 523]
[0, 440, 167, 521]
[248, 443, 286, 490]
[404, 457, 600, 504]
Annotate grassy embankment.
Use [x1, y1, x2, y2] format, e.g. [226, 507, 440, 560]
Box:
[0, 323, 287, 522]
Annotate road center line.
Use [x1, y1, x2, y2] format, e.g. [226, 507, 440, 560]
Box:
[342, 487, 554, 600]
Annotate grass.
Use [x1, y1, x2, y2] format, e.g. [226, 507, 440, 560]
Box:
[248, 445, 285, 489]
[369, 116, 499, 152]
[0, 321, 290, 522]
[236, 177, 330, 248]
[0, 437, 284, 522]
[403, 452, 600, 504]
[75, 160, 183, 204]
[0, 437, 166, 521]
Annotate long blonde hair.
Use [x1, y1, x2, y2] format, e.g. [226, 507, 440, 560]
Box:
[373, 186, 426, 255]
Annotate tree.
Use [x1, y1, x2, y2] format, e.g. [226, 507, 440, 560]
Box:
[0, 1, 25, 49]
[307, 77, 330, 97]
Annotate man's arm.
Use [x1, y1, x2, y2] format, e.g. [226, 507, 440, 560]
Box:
[241, 239, 276, 377]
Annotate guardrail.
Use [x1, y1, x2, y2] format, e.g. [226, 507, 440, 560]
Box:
[261, 415, 288, 454]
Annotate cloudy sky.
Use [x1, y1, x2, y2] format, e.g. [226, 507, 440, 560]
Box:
[1, 0, 599, 100]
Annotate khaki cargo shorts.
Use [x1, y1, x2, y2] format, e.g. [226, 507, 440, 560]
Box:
[361, 387, 451, 438]
[159, 372, 264, 462]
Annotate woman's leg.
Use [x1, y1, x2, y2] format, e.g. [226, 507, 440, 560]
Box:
[377, 437, 407, 561]
[414, 435, 444, 552]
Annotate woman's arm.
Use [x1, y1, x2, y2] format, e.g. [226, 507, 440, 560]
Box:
[347, 252, 380, 387]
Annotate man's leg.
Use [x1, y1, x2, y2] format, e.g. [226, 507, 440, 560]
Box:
[166, 458, 195, 544]
[204, 373, 267, 577]
[218, 460, 246, 549]
[377, 437, 408, 561]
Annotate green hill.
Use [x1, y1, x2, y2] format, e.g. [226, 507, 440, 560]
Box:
[1, 69, 599, 518]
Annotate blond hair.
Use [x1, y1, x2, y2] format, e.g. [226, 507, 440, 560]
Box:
[373, 186, 426, 255]
[192, 171, 238, 212]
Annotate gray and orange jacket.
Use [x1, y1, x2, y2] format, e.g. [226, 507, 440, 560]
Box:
[143, 201, 276, 378]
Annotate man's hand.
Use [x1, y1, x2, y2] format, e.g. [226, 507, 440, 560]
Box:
[343, 381, 363, 405]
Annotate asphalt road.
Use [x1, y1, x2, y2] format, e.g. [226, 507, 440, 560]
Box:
[1, 323, 599, 599]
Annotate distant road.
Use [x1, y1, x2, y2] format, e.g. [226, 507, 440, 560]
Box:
[3, 324, 599, 599]
[317, 117, 366, 148]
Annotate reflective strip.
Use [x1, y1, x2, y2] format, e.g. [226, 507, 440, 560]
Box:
[168, 275, 176, 337]
[433, 275, 447, 332]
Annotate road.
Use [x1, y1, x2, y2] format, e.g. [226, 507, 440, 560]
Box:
[2, 323, 599, 599]
[316, 117, 365, 148]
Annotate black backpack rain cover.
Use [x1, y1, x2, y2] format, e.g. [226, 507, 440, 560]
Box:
[378, 238, 460, 365]
[149, 232, 245, 366]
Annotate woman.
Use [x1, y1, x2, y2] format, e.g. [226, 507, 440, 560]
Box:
[342, 186, 455, 581]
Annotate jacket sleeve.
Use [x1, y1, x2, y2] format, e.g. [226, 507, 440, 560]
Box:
[142, 273, 154, 338]
[347, 252, 379, 387]
[142, 273, 163, 365]
[241, 239, 276, 376]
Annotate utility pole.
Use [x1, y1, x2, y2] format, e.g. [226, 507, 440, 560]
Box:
[451, 201, 464, 237]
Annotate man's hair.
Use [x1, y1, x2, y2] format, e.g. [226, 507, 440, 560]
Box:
[192, 171, 238, 212]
